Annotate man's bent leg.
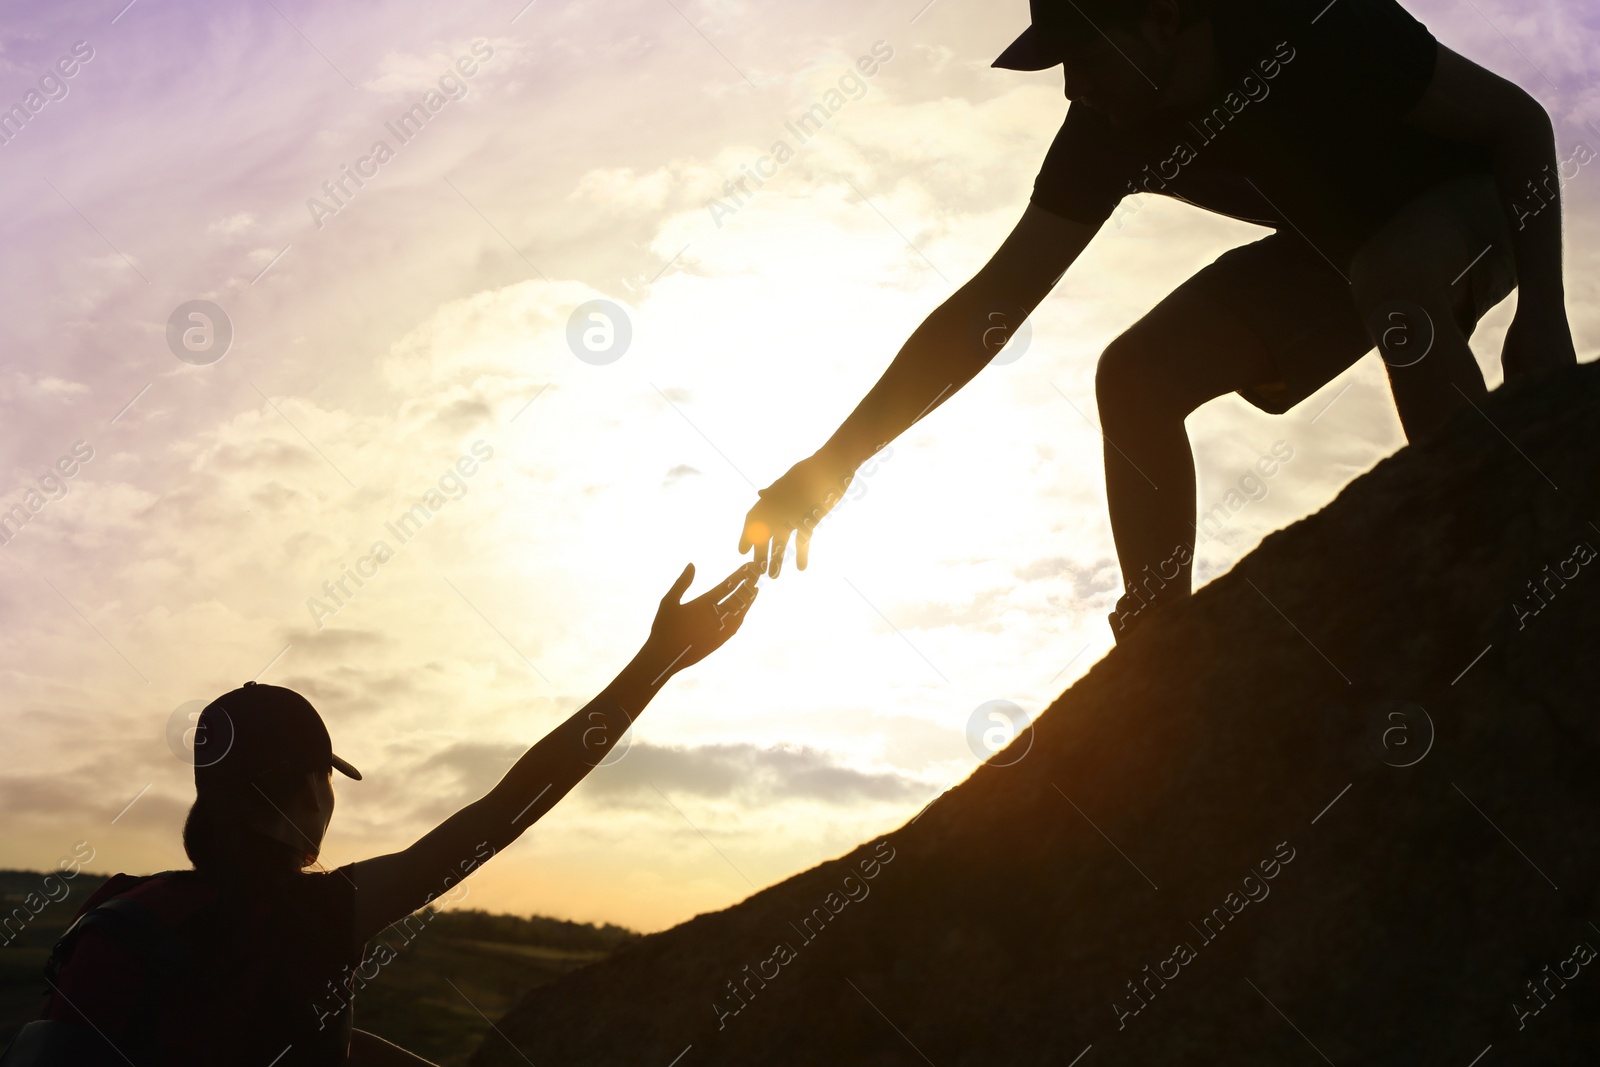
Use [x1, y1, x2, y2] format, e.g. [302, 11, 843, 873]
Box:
[1349, 174, 1510, 443]
[1096, 285, 1279, 638]
[1096, 231, 1379, 642]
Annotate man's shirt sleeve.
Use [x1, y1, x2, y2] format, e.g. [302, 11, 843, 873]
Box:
[1028, 101, 1124, 227]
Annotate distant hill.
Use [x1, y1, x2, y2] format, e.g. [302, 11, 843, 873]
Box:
[0, 869, 636, 1066]
[474, 362, 1600, 1064]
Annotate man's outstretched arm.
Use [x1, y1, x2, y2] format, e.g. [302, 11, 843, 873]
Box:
[1400, 43, 1576, 377]
[741, 204, 1099, 576]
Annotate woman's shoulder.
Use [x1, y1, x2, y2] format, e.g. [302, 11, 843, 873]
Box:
[279, 863, 360, 907]
[273, 865, 367, 956]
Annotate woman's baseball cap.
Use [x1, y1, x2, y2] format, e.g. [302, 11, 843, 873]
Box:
[192, 682, 361, 794]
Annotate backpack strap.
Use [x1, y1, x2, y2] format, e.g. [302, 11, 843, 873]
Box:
[46, 895, 189, 984]
[44, 872, 195, 985]
[38, 871, 209, 1065]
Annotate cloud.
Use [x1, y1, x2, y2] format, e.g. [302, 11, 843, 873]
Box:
[1015, 556, 1121, 601]
[584, 741, 933, 807]
[663, 463, 701, 485]
[208, 212, 255, 235]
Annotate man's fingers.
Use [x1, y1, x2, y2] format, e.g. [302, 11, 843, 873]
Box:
[769, 530, 790, 579]
[740, 515, 769, 556]
[745, 515, 771, 556]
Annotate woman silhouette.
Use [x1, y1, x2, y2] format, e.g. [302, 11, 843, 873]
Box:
[3, 560, 761, 1067]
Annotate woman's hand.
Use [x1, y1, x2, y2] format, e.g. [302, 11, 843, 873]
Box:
[642, 560, 762, 678]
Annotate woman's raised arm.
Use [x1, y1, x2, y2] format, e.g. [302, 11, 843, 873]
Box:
[346, 560, 761, 942]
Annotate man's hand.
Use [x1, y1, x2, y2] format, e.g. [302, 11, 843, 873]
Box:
[642, 560, 761, 676]
[739, 453, 857, 578]
[1501, 303, 1577, 381]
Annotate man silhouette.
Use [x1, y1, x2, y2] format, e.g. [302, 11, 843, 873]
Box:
[737, 0, 1576, 641]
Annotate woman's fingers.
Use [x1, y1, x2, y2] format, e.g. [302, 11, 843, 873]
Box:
[707, 564, 759, 623]
[663, 561, 694, 606]
[752, 532, 769, 575]
[711, 559, 761, 598]
[714, 581, 759, 637]
[723, 585, 758, 631]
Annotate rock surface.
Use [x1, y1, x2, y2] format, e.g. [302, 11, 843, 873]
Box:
[473, 363, 1600, 1066]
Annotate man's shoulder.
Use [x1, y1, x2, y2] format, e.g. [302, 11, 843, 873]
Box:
[1211, 0, 1432, 47]
[1208, 0, 1318, 50]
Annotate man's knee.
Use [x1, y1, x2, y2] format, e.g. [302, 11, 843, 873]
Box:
[1096, 329, 1189, 422]
[1348, 211, 1471, 330]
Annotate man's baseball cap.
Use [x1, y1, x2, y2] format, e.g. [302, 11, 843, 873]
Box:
[993, 0, 1129, 69]
[192, 682, 361, 793]
[992, 0, 1205, 70]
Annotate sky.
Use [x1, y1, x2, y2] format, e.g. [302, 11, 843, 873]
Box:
[0, 0, 1595, 934]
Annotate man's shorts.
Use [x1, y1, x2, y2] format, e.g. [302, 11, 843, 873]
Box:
[1166, 171, 1519, 415]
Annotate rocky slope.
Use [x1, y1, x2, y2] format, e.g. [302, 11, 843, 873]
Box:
[474, 362, 1600, 1065]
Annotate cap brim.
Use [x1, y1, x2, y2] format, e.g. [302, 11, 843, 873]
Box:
[332, 753, 362, 781]
[991, 26, 1063, 70]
